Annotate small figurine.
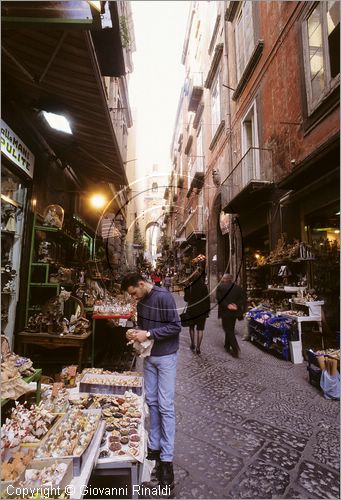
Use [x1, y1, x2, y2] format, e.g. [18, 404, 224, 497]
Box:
[43, 204, 64, 229]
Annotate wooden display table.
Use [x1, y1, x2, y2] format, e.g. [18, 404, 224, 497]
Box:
[18, 331, 91, 369]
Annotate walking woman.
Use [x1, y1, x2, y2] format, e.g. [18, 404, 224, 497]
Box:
[184, 275, 210, 354]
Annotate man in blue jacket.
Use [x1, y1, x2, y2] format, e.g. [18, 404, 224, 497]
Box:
[121, 272, 181, 492]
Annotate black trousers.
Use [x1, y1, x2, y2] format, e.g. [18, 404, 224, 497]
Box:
[222, 316, 240, 354]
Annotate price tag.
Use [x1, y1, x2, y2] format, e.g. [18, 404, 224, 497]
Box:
[119, 318, 127, 327]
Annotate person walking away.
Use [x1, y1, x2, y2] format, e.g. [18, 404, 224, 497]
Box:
[164, 274, 172, 291]
[184, 275, 210, 355]
[121, 273, 181, 493]
[216, 273, 244, 358]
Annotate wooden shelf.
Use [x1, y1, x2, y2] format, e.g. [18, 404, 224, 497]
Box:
[30, 283, 60, 287]
[34, 225, 77, 241]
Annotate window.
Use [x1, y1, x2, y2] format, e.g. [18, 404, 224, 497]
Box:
[151, 182, 158, 193]
[303, 1, 340, 113]
[211, 73, 221, 136]
[235, 1, 255, 81]
[241, 101, 259, 186]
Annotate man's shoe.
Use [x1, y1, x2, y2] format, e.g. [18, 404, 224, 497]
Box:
[160, 461, 174, 488]
[196, 347, 201, 355]
[190, 343, 195, 351]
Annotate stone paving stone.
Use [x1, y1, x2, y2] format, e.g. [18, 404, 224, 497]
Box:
[256, 407, 317, 438]
[177, 409, 264, 458]
[219, 390, 264, 415]
[258, 442, 301, 470]
[313, 427, 340, 471]
[228, 460, 290, 498]
[241, 420, 308, 451]
[307, 400, 340, 420]
[285, 487, 317, 499]
[176, 479, 221, 499]
[175, 394, 244, 426]
[174, 432, 243, 490]
[296, 460, 340, 499]
[269, 389, 317, 408]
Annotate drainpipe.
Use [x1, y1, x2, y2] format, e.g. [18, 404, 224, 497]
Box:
[223, 13, 235, 277]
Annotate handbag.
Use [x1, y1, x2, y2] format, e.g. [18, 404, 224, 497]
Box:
[180, 307, 191, 327]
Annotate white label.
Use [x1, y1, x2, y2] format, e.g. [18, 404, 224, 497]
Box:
[1, 120, 35, 178]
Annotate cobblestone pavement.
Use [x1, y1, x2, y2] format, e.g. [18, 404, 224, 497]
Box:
[171, 295, 340, 499]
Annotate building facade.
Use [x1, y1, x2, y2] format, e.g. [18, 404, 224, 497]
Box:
[164, 1, 339, 328]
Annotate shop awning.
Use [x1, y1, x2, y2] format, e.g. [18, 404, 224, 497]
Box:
[1, 27, 128, 186]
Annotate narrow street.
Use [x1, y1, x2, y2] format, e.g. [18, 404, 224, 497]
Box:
[171, 295, 340, 499]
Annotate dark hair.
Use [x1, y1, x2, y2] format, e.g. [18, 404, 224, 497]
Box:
[121, 272, 144, 291]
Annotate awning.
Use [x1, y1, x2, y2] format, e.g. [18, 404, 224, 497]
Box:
[2, 26, 128, 186]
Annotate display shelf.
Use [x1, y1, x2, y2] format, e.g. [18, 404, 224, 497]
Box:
[1, 193, 22, 208]
[1, 230, 18, 237]
[30, 283, 60, 287]
[35, 225, 78, 242]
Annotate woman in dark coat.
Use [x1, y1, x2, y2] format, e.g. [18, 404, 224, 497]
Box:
[184, 276, 211, 354]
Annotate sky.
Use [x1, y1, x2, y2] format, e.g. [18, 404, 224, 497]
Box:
[129, 1, 190, 173]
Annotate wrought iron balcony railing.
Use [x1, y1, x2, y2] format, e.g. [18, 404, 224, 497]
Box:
[222, 147, 273, 206]
[185, 206, 204, 239]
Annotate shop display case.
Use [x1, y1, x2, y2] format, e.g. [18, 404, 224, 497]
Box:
[1, 165, 29, 348]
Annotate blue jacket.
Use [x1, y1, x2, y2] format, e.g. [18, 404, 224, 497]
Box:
[137, 286, 181, 356]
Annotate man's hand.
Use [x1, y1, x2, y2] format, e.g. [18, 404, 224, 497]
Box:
[133, 330, 149, 343]
[126, 329, 149, 343]
[126, 329, 136, 341]
[227, 303, 238, 311]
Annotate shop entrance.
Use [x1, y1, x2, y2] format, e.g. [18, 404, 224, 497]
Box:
[305, 202, 340, 332]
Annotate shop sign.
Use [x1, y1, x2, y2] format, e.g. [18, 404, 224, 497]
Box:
[1, 120, 35, 178]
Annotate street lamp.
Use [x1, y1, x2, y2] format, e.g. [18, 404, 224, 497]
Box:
[42, 111, 72, 134]
[89, 193, 107, 209]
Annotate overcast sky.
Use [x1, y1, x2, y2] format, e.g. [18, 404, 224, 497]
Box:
[129, 1, 190, 173]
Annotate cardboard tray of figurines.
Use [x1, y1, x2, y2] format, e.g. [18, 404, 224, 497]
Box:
[33, 409, 104, 476]
[67, 390, 146, 465]
[93, 391, 146, 465]
[79, 373, 143, 396]
[3, 458, 74, 498]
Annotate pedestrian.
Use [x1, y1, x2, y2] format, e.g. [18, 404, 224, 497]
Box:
[121, 272, 181, 492]
[163, 274, 172, 291]
[216, 273, 245, 358]
[150, 269, 162, 287]
[184, 275, 210, 355]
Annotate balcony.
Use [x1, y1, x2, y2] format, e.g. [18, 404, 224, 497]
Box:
[188, 73, 204, 112]
[187, 157, 205, 197]
[185, 206, 205, 240]
[221, 147, 273, 211]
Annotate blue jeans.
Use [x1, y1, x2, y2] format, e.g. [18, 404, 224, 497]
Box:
[143, 352, 178, 462]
